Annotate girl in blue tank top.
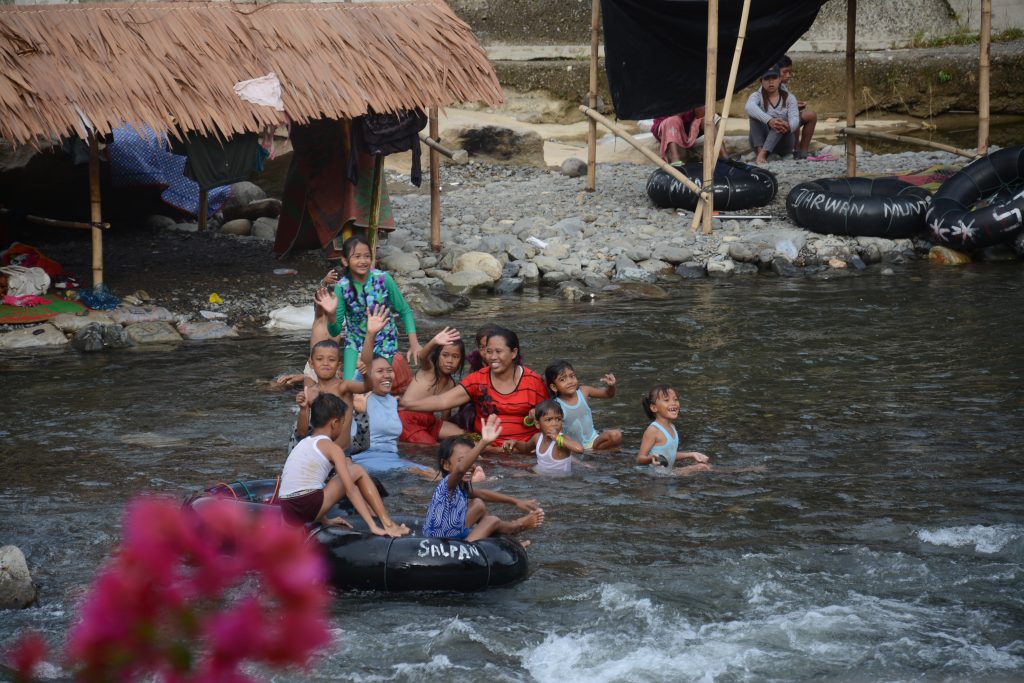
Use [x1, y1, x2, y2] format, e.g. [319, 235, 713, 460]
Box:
[636, 384, 711, 474]
[544, 360, 623, 451]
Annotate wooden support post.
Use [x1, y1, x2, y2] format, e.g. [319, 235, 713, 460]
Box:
[700, 0, 718, 235]
[198, 190, 208, 231]
[692, 0, 750, 231]
[367, 154, 384, 269]
[429, 107, 441, 253]
[586, 0, 601, 192]
[841, 127, 980, 158]
[846, 0, 857, 177]
[978, 0, 991, 155]
[579, 105, 704, 196]
[88, 131, 103, 287]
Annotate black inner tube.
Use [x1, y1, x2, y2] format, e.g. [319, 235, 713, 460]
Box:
[785, 176, 931, 239]
[926, 146, 1024, 250]
[647, 159, 777, 211]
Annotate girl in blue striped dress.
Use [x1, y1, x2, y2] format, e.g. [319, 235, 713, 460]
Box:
[423, 414, 545, 542]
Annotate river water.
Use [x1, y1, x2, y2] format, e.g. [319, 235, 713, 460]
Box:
[2, 263, 1023, 681]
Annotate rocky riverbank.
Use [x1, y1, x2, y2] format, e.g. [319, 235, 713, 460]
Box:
[2, 147, 1018, 351]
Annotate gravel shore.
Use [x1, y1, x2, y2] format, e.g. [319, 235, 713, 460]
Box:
[2, 147, 1006, 349]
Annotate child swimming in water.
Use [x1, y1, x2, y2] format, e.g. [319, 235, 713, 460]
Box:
[504, 399, 584, 475]
[545, 360, 622, 450]
[636, 384, 711, 475]
[423, 414, 544, 542]
[279, 392, 409, 537]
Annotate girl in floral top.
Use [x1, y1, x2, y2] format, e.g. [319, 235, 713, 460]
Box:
[315, 235, 421, 379]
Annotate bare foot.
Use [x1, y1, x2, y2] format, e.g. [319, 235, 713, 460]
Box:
[472, 465, 486, 482]
[323, 516, 353, 528]
[519, 539, 532, 549]
[384, 522, 411, 537]
[514, 508, 545, 533]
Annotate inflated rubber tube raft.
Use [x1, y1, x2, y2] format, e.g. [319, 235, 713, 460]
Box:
[646, 159, 777, 211]
[185, 480, 529, 592]
[925, 146, 1024, 249]
[785, 177, 931, 238]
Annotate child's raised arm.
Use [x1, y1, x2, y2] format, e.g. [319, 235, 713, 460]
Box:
[358, 304, 390, 393]
[447, 414, 501, 491]
[583, 373, 617, 400]
[419, 327, 461, 371]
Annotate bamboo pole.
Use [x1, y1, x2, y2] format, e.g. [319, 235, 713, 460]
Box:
[88, 131, 103, 287]
[419, 131, 468, 164]
[841, 127, 980, 158]
[586, 0, 601, 192]
[700, 0, 719, 235]
[367, 154, 384, 269]
[429, 107, 441, 253]
[846, 0, 857, 177]
[978, 0, 991, 155]
[691, 0, 751, 231]
[0, 208, 109, 231]
[579, 105, 704, 196]
[197, 190, 208, 231]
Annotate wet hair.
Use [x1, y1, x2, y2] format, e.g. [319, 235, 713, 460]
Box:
[309, 393, 348, 428]
[778, 54, 793, 68]
[534, 399, 564, 421]
[474, 323, 501, 347]
[310, 339, 341, 357]
[544, 360, 575, 397]
[641, 384, 676, 420]
[485, 326, 522, 365]
[436, 435, 476, 477]
[428, 338, 466, 387]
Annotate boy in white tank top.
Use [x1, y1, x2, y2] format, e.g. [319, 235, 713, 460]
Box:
[280, 393, 409, 537]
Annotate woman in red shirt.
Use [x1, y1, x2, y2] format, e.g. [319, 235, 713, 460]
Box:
[400, 327, 546, 449]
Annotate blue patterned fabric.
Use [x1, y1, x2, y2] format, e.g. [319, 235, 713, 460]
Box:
[107, 125, 231, 217]
[423, 478, 469, 539]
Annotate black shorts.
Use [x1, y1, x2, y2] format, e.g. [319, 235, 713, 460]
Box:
[280, 489, 325, 526]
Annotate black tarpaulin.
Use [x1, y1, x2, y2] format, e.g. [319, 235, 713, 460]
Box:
[601, 0, 828, 120]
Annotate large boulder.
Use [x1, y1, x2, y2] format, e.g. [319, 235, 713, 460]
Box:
[403, 284, 470, 316]
[0, 323, 68, 349]
[221, 181, 267, 216]
[219, 218, 252, 236]
[252, 217, 278, 240]
[0, 545, 36, 609]
[441, 270, 494, 295]
[381, 251, 421, 275]
[222, 197, 282, 222]
[452, 251, 502, 281]
[928, 246, 972, 265]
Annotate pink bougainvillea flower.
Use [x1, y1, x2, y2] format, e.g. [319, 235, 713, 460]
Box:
[63, 494, 332, 682]
[6, 631, 48, 683]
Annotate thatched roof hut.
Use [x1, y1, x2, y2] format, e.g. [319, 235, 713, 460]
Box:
[0, 1, 504, 144]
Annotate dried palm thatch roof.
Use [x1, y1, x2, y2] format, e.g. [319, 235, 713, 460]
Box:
[0, 1, 504, 145]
